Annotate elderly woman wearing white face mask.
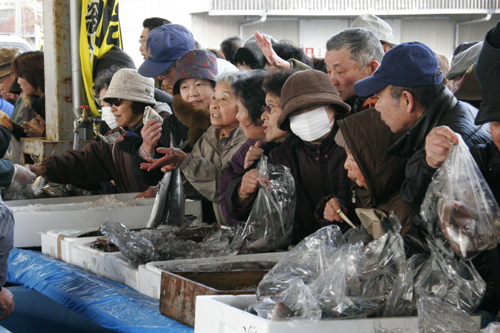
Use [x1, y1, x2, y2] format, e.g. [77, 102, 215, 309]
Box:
[267, 69, 353, 244]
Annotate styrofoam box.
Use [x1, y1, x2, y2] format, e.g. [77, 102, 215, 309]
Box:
[195, 295, 480, 333]
[138, 252, 288, 300]
[12, 193, 202, 247]
[41, 228, 98, 260]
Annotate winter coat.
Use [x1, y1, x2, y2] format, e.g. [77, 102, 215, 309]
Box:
[179, 125, 246, 225]
[42, 123, 150, 193]
[388, 87, 491, 213]
[221, 139, 280, 226]
[315, 109, 411, 235]
[269, 126, 352, 244]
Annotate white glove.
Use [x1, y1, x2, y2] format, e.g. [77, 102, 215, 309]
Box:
[12, 164, 36, 186]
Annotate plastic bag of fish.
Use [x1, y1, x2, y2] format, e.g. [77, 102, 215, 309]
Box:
[421, 136, 500, 260]
[231, 156, 296, 253]
[248, 215, 407, 321]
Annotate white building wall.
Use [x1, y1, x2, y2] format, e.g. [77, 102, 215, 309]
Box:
[240, 19, 300, 43]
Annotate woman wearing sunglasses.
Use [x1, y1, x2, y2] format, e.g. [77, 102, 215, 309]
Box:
[29, 69, 187, 195]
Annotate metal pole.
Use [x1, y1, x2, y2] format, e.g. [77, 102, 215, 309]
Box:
[70, 0, 83, 120]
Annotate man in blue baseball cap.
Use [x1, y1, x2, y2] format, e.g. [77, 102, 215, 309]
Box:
[138, 23, 197, 93]
[354, 41, 490, 213]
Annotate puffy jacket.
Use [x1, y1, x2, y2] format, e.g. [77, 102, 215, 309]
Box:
[179, 125, 246, 225]
[269, 126, 351, 244]
[316, 109, 411, 234]
[388, 87, 491, 212]
[42, 124, 150, 193]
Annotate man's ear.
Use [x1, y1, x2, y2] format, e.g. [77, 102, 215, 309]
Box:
[367, 60, 379, 75]
[401, 90, 415, 114]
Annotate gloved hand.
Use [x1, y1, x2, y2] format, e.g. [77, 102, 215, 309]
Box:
[12, 164, 36, 186]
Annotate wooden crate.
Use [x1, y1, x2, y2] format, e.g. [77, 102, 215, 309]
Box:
[159, 270, 267, 328]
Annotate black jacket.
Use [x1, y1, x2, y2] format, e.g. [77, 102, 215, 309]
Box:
[388, 87, 491, 212]
[269, 126, 352, 244]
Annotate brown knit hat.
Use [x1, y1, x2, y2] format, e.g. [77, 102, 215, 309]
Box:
[278, 69, 350, 130]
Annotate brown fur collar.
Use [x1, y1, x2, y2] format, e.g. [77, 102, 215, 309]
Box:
[173, 94, 212, 147]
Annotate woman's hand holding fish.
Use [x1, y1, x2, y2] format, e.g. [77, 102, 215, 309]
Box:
[141, 119, 162, 154]
[239, 169, 260, 197]
[323, 197, 347, 223]
[244, 141, 264, 169]
[140, 147, 187, 172]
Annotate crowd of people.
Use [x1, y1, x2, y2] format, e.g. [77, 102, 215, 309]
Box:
[0, 13, 499, 324]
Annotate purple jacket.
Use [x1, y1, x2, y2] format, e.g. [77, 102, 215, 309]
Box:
[220, 139, 257, 226]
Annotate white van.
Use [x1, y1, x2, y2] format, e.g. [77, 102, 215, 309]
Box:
[0, 35, 32, 52]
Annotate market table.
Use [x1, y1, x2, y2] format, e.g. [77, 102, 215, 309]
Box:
[5, 248, 193, 333]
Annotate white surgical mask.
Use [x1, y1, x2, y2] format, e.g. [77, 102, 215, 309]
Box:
[101, 106, 118, 129]
[289, 106, 334, 142]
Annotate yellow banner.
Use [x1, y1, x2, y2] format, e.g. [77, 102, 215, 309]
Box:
[80, 0, 122, 116]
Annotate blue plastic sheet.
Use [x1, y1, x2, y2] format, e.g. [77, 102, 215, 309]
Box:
[7, 248, 193, 333]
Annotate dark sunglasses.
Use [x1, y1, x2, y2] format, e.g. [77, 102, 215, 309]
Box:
[109, 98, 122, 106]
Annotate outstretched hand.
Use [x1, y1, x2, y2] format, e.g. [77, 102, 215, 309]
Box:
[254, 31, 291, 70]
[140, 147, 187, 172]
[140, 118, 162, 154]
[425, 126, 460, 169]
[323, 197, 347, 223]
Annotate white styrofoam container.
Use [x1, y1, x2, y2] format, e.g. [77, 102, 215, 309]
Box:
[41, 228, 98, 259]
[13, 195, 202, 247]
[138, 252, 288, 300]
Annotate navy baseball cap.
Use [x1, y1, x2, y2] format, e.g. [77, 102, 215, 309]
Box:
[138, 24, 196, 78]
[354, 41, 443, 97]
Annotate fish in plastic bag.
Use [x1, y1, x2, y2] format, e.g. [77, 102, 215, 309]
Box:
[421, 137, 500, 260]
[417, 296, 480, 333]
[232, 156, 296, 253]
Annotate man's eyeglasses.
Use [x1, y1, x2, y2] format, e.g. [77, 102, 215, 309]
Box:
[138, 38, 147, 45]
[109, 98, 122, 106]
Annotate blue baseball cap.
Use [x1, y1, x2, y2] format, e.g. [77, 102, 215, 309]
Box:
[354, 41, 443, 97]
[138, 24, 196, 78]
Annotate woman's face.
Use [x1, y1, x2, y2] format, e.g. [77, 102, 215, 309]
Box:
[17, 77, 38, 96]
[210, 82, 239, 134]
[344, 149, 367, 189]
[99, 88, 110, 107]
[261, 93, 289, 143]
[236, 98, 266, 141]
[491, 121, 500, 152]
[111, 99, 142, 127]
[179, 78, 214, 111]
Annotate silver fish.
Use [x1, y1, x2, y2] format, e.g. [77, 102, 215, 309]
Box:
[146, 170, 172, 228]
[166, 166, 185, 226]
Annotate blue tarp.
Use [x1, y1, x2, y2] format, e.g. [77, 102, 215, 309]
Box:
[7, 248, 193, 333]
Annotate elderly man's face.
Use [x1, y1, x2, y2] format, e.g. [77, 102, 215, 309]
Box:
[374, 86, 415, 133]
[139, 28, 149, 60]
[325, 47, 373, 102]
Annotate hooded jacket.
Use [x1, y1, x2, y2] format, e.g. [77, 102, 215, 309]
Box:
[269, 125, 351, 244]
[388, 87, 491, 212]
[315, 109, 411, 235]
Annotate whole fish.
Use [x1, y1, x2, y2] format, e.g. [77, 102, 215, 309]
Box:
[146, 170, 172, 228]
[166, 166, 185, 226]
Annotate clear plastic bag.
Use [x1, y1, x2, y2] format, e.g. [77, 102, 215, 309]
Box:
[417, 296, 480, 333]
[421, 137, 500, 260]
[251, 215, 407, 320]
[413, 240, 485, 314]
[232, 156, 296, 253]
[483, 322, 500, 333]
[100, 221, 157, 265]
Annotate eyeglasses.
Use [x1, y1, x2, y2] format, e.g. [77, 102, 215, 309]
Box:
[109, 98, 122, 106]
[262, 104, 275, 114]
[138, 38, 147, 45]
